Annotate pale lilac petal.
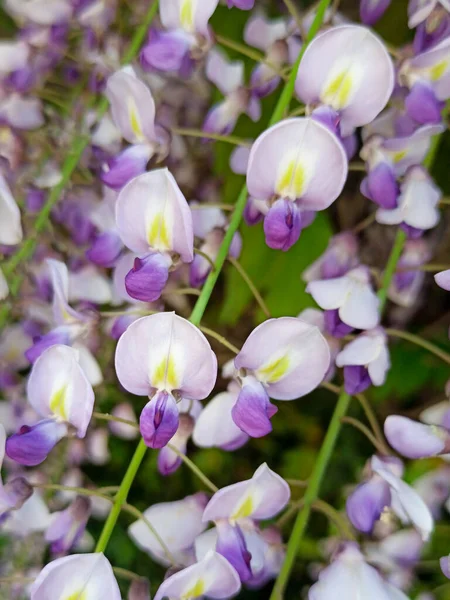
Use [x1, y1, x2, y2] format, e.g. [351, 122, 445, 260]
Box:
[0, 41, 30, 74]
[408, 0, 437, 28]
[336, 334, 382, 367]
[203, 463, 290, 522]
[27, 345, 95, 437]
[235, 317, 330, 400]
[106, 66, 156, 144]
[30, 553, 121, 600]
[160, 0, 220, 36]
[0, 173, 22, 245]
[246, 118, 347, 209]
[128, 493, 208, 567]
[116, 168, 194, 262]
[244, 14, 288, 51]
[129, 579, 151, 600]
[68, 266, 112, 304]
[206, 48, 244, 95]
[190, 203, 227, 239]
[74, 343, 103, 387]
[0, 95, 44, 130]
[216, 520, 252, 581]
[435, 269, 450, 291]
[0, 269, 8, 300]
[230, 146, 250, 175]
[5, 0, 72, 25]
[47, 259, 88, 325]
[115, 312, 217, 398]
[295, 25, 394, 132]
[109, 403, 138, 440]
[306, 276, 350, 310]
[384, 415, 448, 458]
[440, 555, 450, 579]
[153, 550, 240, 600]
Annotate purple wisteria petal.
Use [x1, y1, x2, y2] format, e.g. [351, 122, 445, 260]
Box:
[86, 230, 123, 267]
[246, 118, 347, 210]
[45, 495, 91, 554]
[303, 232, 359, 282]
[30, 553, 121, 600]
[440, 554, 450, 579]
[435, 268, 450, 290]
[129, 579, 151, 600]
[400, 35, 450, 99]
[363, 161, 399, 209]
[140, 391, 179, 449]
[0, 41, 29, 75]
[324, 308, 355, 338]
[27, 345, 95, 437]
[115, 168, 194, 262]
[153, 550, 241, 600]
[0, 424, 33, 514]
[125, 252, 171, 302]
[140, 29, 192, 74]
[105, 66, 157, 144]
[203, 463, 290, 522]
[216, 520, 253, 581]
[384, 415, 449, 458]
[336, 329, 390, 387]
[234, 317, 330, 400]
[231, 377, 277, 438]
[408, 0, 439, 28]
[115, 312, 217, 398]
[346, 478, 391, 533]
[343, 365, 372, 394]
[6, 419, 68, 466]
[228, 0, 255, 9]
[263, 198, 302, 251]
[129, 493, 208, 567]
[295, 25, 394, 134]
[405, 81, 444, 124]
[360, 0, 392, 25]
[25, 326, 72, 364]
[100, 144, 152, 190]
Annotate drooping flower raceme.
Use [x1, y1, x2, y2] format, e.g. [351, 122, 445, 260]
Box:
[6, 345, 95, 466]
[295, 24, 395, 135]
[115, 168, 194, 302]
[246, 117, 348, 250]
[115, 312, 217, 448]
[231, 317, 330, 437]
[102, 66, 168, 189]
[153, 550, 241, 600]
[201, 463, 290, 583]
[30, 553, 121, 600]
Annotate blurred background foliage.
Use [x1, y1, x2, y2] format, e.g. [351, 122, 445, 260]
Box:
[0, 0, 450, 598]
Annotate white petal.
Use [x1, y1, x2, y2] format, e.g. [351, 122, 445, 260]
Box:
[0, 173, 22, 245]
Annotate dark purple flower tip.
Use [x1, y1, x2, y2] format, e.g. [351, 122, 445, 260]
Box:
[25, 188, 46, 213]
[405, 82, 444, 125]
[227, 0, 255, 8]
[189, 254, 211, 289]
[140, 29, 191, 74]
[360, 0, 391, 25]
[6, 419, 67, 466]
[6, 67, 36, 93]
[400, 223, 424, 239]
[232, 378, 278, 438]
[157, 446, 182, 476]
[250, 65, 280, 99]
[101, 145, 151, 190]
[216, 520, 253, 582]
[25, 327, 72, 364]
[263, 199, 302, 251]
[86, 231, 123, 268]
[2, 476, 33, 511]
[364, 162, 399, 209]
[243, 198, 264, 226]
[125, 252, 171, 303]
[394, 269, 417, 291]
[129, 578, 151, 600]
[346, 478, 391, 533]
[343, 365, 372, 395]
[324, 309, 354, 338]
[140, 392, 179, 449]
[311, 106, 341, 137]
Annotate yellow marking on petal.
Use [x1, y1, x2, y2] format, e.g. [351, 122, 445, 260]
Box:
[180, 0, 194, 31]
[127, 98, 143, 141]
[64, 590, 88, 600]
[147, 213, 171, 250]
[391, 150, 407, 163]
[232, 495, 255, 520]
[257, 354, 290, 384]
[429, 59, 449, 81]
[182, 579, 205, 599]
[322, 70, 353, 109]
[49, 385, 68, 420]
[276, 158, 306, 199]
[153, 354, 179, 391]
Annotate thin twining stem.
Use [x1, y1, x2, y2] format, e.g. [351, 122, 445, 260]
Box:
[194, 248, 216, 271]
[286, 479, 308, 488]
[288, 105, 306, 117]
[171, 127, 251, 147]
[385, 328, 450, 366]
[112, 567, 144, 582]
[355, 393, 390, 454]
[165, 287, 201, 297]
[348, 162, 366, 172]
[378, 228, 407, 311]
[398, 263, 450, 272]
[276, 500, 305, 528]
[341, 416, 388, 455]
[283, 0, 305, 38]
[190, 203, 234, 211]
[312, 499, 356, 541]
[95, 0, 322, 557]
[228, 257, 272, 318]
[35, 482, 175, 564]
[352, 212, 376, 234]
[167, 444, 219, 493]
[199, 325, 240, 355]
[215, 34, 289, 81]
[92, 411, 139, 429]
[0, 0, 160, 331]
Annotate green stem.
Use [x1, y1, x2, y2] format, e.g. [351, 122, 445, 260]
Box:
[385, 328, 450, 366]
[312, 499, 355, 541]
[341, 416, 388, 455]
[92, 411, 139, 429]
[171, 127, 251, 147]
[0, 0, 160, 331]
[95, 439, 148, 553]
[167, 443, 219, 493]
[198, 324, 240, 355]
[228, 256, 271, 318]
[377, 228, 407, 312]
[270, 391, 351, 599]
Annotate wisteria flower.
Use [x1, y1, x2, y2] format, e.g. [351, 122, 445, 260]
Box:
[45, 495, 91, 555]
[231, 317, 330, 436]
[115, 312, 217, 448]
[115, 168, 194, 302]
[6, 345, 95, 466]
[384, 415, 450, 458]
